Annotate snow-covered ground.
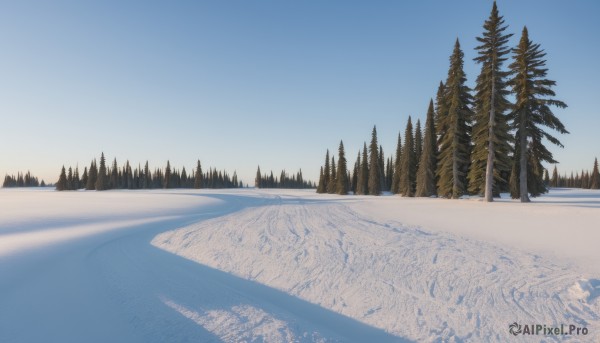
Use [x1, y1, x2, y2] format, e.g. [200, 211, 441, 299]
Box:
[1, 188, 599, 342]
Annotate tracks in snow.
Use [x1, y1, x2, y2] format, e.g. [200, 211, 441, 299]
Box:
[154, 196, 600, 342]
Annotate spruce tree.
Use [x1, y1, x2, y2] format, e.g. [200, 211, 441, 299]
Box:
[414, 119, 422, 171]
[591, 158, 600, 190]
[550, 165, 558, 187]
[316, 166, 326, 193]
[110, 158, 118, 189]
[323, 150, 330, 193]
[416, 100, 438, 197]
[255, 166, 262, 188]
[56, 166, 68, 191]
[328, 156, 336, 194]
[194, 160, 203, 189]
[399, 116, 416, 196]
[352, 151, 360, 193]
[378, 145, 386, 191]
[356, 143, 369, 195]
[336, 141, 349, 195]
[86, 160, 97, 190]
[67, 167, 73, 191]
[434, 81, 448, 147]
[437, 39, 473, 198]
[469, 1, 513, 201]
[73, 167, 80, 190]
[368, 126, 381, 195]
[96, 153, 108, 191]
[385, 157, 393, 192]
[143, 161, 151, 189]
[391, 132, 402, 194]
[508, 27, 568, 202]
[164, 161, 171, 189]
[81, 167, 88, 190]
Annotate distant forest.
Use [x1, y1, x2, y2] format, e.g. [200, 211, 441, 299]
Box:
[54, 152, 243, 191]
[2, 171, 47, 188]
[316, 2, 600, 201]
[50, 153, 314, 191]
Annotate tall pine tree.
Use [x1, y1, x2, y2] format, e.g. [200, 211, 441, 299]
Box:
[194, 160, 203, 189]
[399, 116, 416, 196]
[414, 119, 422, 171]
[590, 158, 600, 190]
[368, 126, 381, 195]
[469, 1, 513, 201]
[391, 132, 402, 194]
[336, 141, 349, 195]
[95, 153, 108, 191]
[356, 143, 369, 195]
[508, 27, 568, 202]
[437, 39, 473, 198]
[56, 166, 68, 191]
[416, 100, 438, 197]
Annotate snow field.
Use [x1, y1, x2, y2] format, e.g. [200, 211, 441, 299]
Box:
[154, 190, 600, 342]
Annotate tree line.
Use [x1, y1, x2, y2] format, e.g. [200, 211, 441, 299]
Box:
[254, 166, 315, 189]
[56, 152, 244, 191]
[547, 158, 600, 189]
[317, 2, 570, 202]
[2, 171, 46, 188]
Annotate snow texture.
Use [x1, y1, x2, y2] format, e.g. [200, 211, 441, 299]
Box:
[1, 188, 599, 342]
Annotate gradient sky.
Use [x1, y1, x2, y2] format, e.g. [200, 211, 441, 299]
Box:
[1, 0, 598, 185]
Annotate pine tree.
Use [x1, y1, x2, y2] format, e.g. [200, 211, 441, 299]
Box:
[86, 160, 97, 190]
[73, 167, 80, 190]
[56, 166, 68, 191]
[356, 143, 369, 195]
[591, 158, 600, 189]
[469, 1, 513, 201]
[437, 39, 473, 198]
[96, 153, 108, 191]
[67, 167, 73, 191]
[385, 157, 393, 192]
[194, 160, 203, 189]
[81, 167, 88, 190]
[399, 116, 416, 196]
[435, 81, 448, 147]
[336, 141, 349, 195]
[316, 166, 326, 193]
[414, 119, 422, 171]
[323, 150, 331, 193]
[391, 132, 402, 194]
[550, 165, 558, 187]
[378, 145, 386, 191]
[368, 126, 381, 195]
[110, 158, 118, 189]
[328, 156, 336, 194]
[508, 27, 568, 202]
[255, 166, 262, 188]
[416, 100, 438, 197]
[164, 161, 171, 189]
[143, 161, 151, 189]
[352, 151, 360, 193]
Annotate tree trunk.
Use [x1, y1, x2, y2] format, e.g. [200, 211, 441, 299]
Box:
[519, 111, 530, 202]
[452, 129, 459, 199]
[484, 75, 495, 202]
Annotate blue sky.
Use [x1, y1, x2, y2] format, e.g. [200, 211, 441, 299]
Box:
[1, 1, 598, 185]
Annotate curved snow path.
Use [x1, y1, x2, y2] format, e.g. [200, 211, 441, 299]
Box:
[0, 190, 403, 343]
[154, 193, 600, 342]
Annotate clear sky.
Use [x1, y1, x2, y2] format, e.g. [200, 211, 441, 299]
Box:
[1, 0, 598, 185]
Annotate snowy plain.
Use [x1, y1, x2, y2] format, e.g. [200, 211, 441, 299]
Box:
[1, 188, 599, 342]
